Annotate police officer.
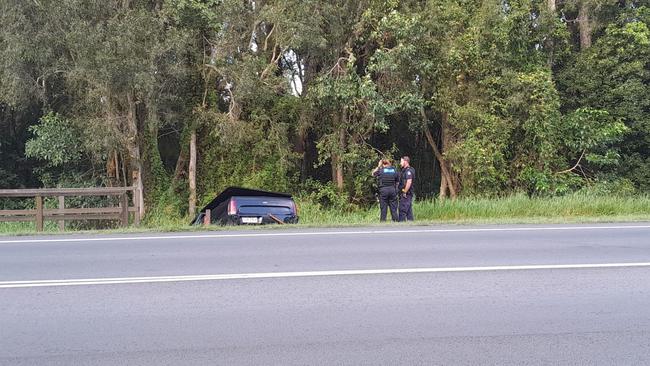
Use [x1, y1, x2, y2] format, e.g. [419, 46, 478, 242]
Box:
[372, 159, 399, 222]
[399, 156, 415, 221]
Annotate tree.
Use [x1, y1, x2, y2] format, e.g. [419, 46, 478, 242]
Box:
[559, 8, 650, 190]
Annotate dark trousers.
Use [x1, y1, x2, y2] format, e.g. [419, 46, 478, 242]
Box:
[379, 186, 398, 222]
[399, 192, 414, 221]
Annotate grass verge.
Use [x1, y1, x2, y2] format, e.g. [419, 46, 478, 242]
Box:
[296, 194, 650, 226]
[2, 194, 650, 236]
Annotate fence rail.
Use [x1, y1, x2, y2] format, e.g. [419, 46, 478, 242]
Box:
[0, 187, 141, 231]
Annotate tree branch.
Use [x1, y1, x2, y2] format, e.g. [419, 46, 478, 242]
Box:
[263, 24, 275, 52]
[326, 57, 348, 77]
[260, 45, 288, 80]
[556, 150, 586, 174]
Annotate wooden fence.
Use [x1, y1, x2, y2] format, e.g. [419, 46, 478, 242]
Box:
[0, 187, 141, 231]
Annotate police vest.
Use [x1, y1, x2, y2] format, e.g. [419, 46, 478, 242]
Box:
[400, 167, 415, 192]
[378, 167, 398, 188]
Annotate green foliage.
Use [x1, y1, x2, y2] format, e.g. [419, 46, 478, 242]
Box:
[25, 113, 83, 167]
[163, 0, 222, 29]
[445, 103, 511, 195]
[143, 185, 188, 225]
[2, 0, 650, 226]
[299, 180, 353, 212]
[23, 112, 108, 187]
[559, 9, 650, 190]
[196, 93, 301, 205]
[578, 178, 637, 197]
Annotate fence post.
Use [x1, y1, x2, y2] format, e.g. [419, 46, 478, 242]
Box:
[133, 187, 141, 226]
[58, 196, 65, 231]
[203, 209, 211, 227]
[35, 195, 44, 232]
[120, 193, 129, 227]
[132, 175, 144, 226]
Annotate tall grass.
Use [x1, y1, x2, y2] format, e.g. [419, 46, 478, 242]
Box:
[296, 193, 650, 226]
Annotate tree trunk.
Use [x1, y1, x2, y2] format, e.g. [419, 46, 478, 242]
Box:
[331, 147, 345, 192]
[578, 1, 592, 50]
[439, 172, 448, 200]
[172, 147, 187, 183]
[106, 150, 118, 187]
[105, 101, 122, 188]
[188, 130, 197, 217]
[441, 113, 459, 199]
[422, 108, 457, 200]
[334, 126, 345, 191]
[132, 160, 144, 219]
[546, 0, 557, 66]
[296, 55, 318, 183]
[330, 112, 345, 191]
[425, 127, 456, 200]
[120, 152, 128, 187]
[296, 124, 309, 183]
[114, 151, 121, 187]
[331, 155, 338, 189]
[126, 91, 145, 218]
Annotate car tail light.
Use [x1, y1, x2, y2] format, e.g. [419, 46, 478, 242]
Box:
[228, 199, 237, 215]
[291, 201, 298, 215]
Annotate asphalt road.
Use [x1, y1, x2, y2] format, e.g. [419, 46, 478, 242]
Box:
[2, 223, 650, 365]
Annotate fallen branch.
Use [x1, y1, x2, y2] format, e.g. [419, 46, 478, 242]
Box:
[268, 214, 284, 224]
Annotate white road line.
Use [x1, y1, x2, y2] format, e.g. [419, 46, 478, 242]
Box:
[0, 225, 649, 245]
[2, 262, 650, 289]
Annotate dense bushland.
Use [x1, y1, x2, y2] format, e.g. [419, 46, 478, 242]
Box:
[1, 0, 648, 222]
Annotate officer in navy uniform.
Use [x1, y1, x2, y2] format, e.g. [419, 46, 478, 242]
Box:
[372, 159, 399, 222]
[399, 156, 415, 221]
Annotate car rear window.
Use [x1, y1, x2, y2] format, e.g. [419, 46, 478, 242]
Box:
[238, 205, 293, 215]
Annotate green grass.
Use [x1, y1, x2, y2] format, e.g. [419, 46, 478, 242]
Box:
[2, 194, 650, 236]
[296, 194, 650, 226]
